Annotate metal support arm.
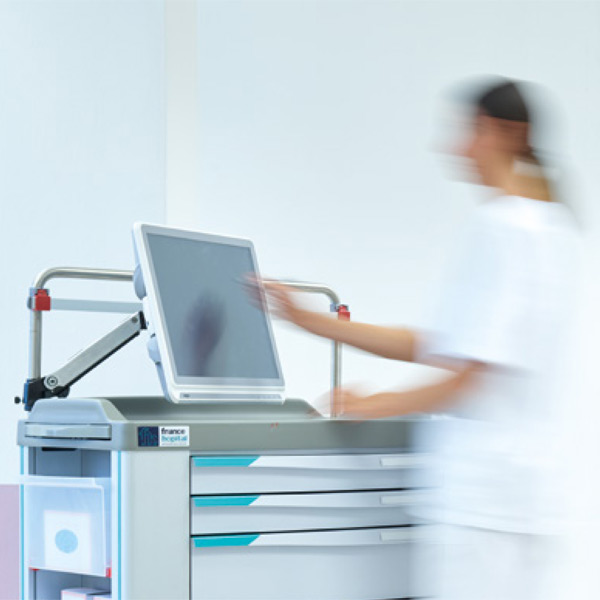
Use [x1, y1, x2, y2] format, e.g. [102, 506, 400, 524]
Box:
[22, 268, 138, 411]
[22, 313, 145, 411]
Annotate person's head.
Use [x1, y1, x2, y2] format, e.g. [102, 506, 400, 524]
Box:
[457, 78, 552, 199]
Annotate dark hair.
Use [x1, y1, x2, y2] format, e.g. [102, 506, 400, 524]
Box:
[477, 80, 531, 124]
[475, 79, 540, 164]
[473, 78, 556, 200]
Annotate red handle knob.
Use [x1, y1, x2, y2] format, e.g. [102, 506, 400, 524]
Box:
[337, 304, 350, 321]
[33, 289, 51, 311]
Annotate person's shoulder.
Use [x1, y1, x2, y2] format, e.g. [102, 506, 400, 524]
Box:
[465, 198, 514, 236]
[476, 196, 577, 234]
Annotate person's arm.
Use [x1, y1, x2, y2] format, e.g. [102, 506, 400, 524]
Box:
[332, 361, 480, 419]
[300, 312, 417, 362]
[263, 282, 418, 362]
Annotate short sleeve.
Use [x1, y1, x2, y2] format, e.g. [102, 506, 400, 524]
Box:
[423, 211, 534, 370]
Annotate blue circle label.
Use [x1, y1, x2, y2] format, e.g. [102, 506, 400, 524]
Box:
[55, 529, 78, 554]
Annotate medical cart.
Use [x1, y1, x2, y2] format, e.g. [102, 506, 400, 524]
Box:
[17, 267, 434, 600]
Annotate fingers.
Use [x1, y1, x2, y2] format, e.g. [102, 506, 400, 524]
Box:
[313, 390, 333, 416]
[312, 387, 364, 420]
[312, 389, 344, 417]
[262, 280, 284, 292]
[263, 282, 294, 308]
[311, 385, 372, 422]
[241, 274, 268, 311]
[335, 387, 371, 422]
[261, 279, 299, 322]
[244, 276, 310, 327]
[332, 388, 354, 417]
[241, 275, 293, 317]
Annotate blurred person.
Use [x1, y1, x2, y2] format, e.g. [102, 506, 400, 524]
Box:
[259, 78, 580, 600]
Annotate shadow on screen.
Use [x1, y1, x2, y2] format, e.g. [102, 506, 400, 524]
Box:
[182, 293, 226, 376]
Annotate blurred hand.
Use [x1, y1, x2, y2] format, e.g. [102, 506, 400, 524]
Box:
[263, 281, 307, 325]
[315, 386, 372, 420]
[244, 275, 311, 328]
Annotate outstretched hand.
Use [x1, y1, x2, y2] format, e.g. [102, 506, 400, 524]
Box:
[244, 275, 310, 328]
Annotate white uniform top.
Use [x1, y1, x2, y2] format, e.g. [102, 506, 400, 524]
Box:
[421, 195, 581, 534]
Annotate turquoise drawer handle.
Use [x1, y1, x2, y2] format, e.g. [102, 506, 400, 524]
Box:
[193, 495, 259, 507]
[193, 534, 259, 548]
[192, 456, 259, 468]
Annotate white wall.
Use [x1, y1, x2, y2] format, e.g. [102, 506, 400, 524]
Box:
[187, 3, 600, 593]
[0, 0, 166, 484]
[188, 0, 600, 405]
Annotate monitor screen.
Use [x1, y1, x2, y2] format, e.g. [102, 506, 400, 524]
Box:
[146, 232, 280, 381]
[134, 224, 284, 399]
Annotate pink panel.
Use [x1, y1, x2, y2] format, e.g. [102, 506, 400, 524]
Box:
[0, 485, 19, 600]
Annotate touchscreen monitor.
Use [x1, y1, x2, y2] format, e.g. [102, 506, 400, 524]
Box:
[133, 223, 284, 403]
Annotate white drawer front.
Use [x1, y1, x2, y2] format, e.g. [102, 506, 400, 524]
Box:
[190, 453, 427, 495]
[190, 490, 427, 534]
[191, 527, 427, 600]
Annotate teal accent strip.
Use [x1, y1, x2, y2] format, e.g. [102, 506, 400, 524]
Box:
[192, 456, 259, 468]
[193, 495, 259, 507]
[193, 534, 259, 548]
[117, 452, 122, 600]
[19, 447, 24, 600]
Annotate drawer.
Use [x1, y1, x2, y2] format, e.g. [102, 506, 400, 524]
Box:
[190, 489, 428, 534]
[191, 527, 429, 600]
[190, 453, 427, 495]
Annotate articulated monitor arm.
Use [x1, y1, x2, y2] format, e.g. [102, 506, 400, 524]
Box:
[19, 312, 146, 411]
[16, 267, 143, 412]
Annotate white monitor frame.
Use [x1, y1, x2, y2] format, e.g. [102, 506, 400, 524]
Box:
[133, 223, 285, 403]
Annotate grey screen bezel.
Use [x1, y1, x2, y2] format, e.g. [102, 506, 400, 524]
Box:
[134, 223, 285, 391]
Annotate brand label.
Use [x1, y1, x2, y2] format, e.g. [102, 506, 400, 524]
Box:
[159, 425, 190, 447]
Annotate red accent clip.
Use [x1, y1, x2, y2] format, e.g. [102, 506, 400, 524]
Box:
[106, 566, 112, 578]
[337, 304, 350, 321]
[33, 289, 51, 311]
